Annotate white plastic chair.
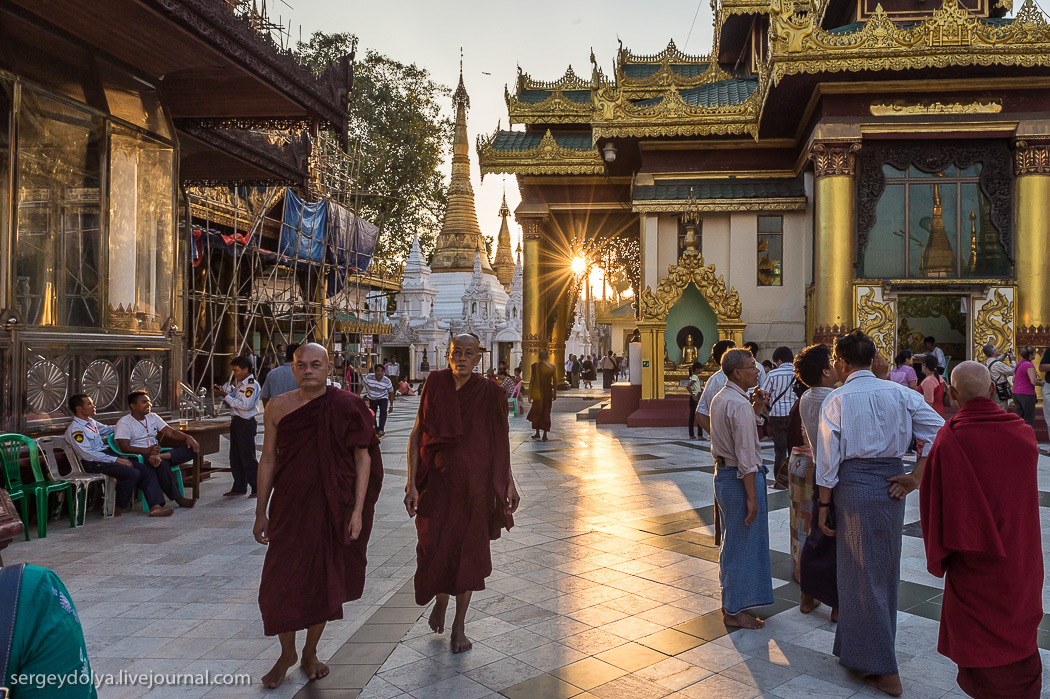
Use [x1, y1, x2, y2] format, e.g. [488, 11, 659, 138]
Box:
[37, 435, 114, 522]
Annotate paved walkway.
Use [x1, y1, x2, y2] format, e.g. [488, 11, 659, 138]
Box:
[7, 392, 1050, 698]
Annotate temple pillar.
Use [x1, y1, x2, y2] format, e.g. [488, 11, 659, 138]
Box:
[550, 292, 570, 389]
[718, 321, 747, 347]
[518, 213, 547, 386]
[637, 320, 666, 399]
[810, 138, 861, 344]
[1014, 127, 1050, 348]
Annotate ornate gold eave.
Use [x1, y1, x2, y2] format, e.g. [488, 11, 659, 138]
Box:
[632, 196, 807, 213]
[719, 0, 773, 21]
[768, 0, 1050, 84]
[477, 129, 605, 178]
[639, 251, 743, 322]
[507, 65, 604, 125]
[592, 83, 761, 139]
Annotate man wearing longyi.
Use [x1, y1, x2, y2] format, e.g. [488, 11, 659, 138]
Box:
[253, 343, 384, 688]
[405, 333, 521, 653]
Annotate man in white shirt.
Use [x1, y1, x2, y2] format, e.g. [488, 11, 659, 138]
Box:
[115, 391, 200, 513]
[762, 346, 799, 489]
[65, 394, 149, 516]
[361, 364, 394, 437]
[695, 340, 737, 439]
[914, 336, 946, 376]
[709, 348, 772, 630]
[387, 356, 401, 390]
[687, 362, 704, 440]
[816, 329, 943, 696]
[982, 343, 1014, 410]
[213, 356, 261, 497]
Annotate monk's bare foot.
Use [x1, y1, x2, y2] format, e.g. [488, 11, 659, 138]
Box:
[830, 607, 839, 623]
[799, 593, 821, 614]
[864, 673, 903, 697]
[723, 610, 765, 629]
[261, 651, 297, 689]
[300, 654, 329, 681]
[450, 627, 473, 653]
[429, 601, 448, 634]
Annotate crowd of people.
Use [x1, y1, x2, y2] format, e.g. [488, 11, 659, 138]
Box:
[700, 330, 1044, 697]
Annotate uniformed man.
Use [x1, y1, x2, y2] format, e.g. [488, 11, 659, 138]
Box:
[65, 394, 163, 517]
[214, 355, 261, 497]
[114, 391, 199, 513]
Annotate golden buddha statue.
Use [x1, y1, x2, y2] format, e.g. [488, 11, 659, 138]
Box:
[680, 334, 699, 366]
[664, 341, 677, 370]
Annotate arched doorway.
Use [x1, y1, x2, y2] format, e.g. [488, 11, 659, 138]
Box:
[664, 283, 718, 365]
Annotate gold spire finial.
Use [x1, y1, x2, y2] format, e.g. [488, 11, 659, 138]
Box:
[920, 185, 955, 277]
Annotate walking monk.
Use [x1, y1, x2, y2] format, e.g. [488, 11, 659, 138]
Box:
[528, 349, 556, 441]
[920, 361, 1043, 698]
[405, 334, 521, 653]
[254, 343, 384, 687]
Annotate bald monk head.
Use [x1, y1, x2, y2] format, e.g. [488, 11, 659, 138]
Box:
[447, 334, 482, 382]
[292, 343, 332, 394]
[949, 360, 995, 406]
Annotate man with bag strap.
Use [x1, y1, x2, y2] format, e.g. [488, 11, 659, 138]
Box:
[982, 343, 1014, 410]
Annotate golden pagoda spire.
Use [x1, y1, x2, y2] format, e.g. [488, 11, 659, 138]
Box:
[431, 49, 495, 274]
[969, 208, 978, 273]
[493, 182, 515, 287]
[920, 184, 955, 277]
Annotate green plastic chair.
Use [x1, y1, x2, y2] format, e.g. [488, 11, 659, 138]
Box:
[106, 434, 184, 511]
[5, 488, 30, 541]
[0, 433, 76, 539]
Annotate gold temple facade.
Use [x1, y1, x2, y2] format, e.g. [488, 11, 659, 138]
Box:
[479, 0, 1050, 407]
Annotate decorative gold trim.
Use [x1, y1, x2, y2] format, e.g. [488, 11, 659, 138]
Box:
[632, 197, 808, 213]
[592, 81, 760, 140]
[719, 0, 776, 20]
[507, 65, 607, 125]
[639, 139, 797, 151]
[869, 98, 1002, 115]
[770, 0, 1050, 85]
[855, 286, 896, 359]
[972, 287, 1014, 357]
[810, 141, 861, 178]
[477, 129, 604, 178]
[516, 216, 548, 241]
[639, 252, 743, 322]
[1014, 139, 1050, 175]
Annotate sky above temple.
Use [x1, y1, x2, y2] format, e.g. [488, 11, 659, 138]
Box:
[290, 0, 715, 258]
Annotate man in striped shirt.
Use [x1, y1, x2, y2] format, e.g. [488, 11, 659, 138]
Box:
[762, 346, 798, 489]
[694, 339, 737, 439]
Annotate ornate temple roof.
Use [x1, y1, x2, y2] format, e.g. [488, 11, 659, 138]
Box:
[493, 190, 516, 288]
[431, 62, 496, 275]
[632, 176, 807, 213]
[477, 129, 604, 177]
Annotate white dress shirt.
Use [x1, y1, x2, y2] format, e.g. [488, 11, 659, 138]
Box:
[816, 370, 944, 488]
[65, 417, 117, 464]
[696, 370, 727, 416]
[115, 412, 169, 449]
[223, 375, 261, 418]
[709, 381, 763, 477]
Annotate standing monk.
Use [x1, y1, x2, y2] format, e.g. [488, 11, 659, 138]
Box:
[406, 334, 520, 653]
[528, 349, 556, 441]
[254, 343, 384, 688]
[920, 361, 1043, 698]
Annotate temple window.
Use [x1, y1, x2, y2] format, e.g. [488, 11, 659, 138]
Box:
[757, 215, 783, 286]
[859, 161, 1010, 279]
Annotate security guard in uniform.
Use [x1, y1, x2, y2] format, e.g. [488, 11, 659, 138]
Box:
[213, 355, 261, 497]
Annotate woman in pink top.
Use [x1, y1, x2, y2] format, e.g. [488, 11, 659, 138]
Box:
[920, 355, 947, 416]
[889, 351, 918, 389]
[1012, 345, 1044, 425]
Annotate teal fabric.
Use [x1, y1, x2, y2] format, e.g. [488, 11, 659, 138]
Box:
[5, 565, 96, 698]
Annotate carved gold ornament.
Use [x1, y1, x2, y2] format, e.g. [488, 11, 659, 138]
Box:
[770, 0, 1050, 84]
[639, 253, 743, 322]
[810, 142, 862, 178]
[592, 80, 760, 140]
[971, 288, 1014, 357]
[855, 287, 896, 359]
[869, 98, 1003, 115]
[477, 129, 604, 178]
[1014, 139, 1050, 175]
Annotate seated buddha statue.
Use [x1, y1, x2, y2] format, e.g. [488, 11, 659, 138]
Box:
[680, 334, 699, 366]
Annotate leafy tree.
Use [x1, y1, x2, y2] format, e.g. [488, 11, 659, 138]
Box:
[295, 33, 452, 262]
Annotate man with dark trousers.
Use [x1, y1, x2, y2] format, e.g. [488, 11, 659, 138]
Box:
[214, 356, 261, 497]
[115, 391, 199, 513]
[65, 394, 161, 517]
[761, 346, 798, 489]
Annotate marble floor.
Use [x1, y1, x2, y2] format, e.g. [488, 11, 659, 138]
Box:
[6, 392, 1050, 698]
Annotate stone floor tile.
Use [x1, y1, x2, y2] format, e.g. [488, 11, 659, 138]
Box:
[376, 657, 458, 692]
[549, 657, 627, 691]
[523, 616, 593, 640]
[357, 676, 402, 699]
[480, 629, 549, 656]
[588, 673, 674, 698]
[633, 657, 713, 691]
[600, 614, 666, 640]
[406, 673, 495, 699]
[499, 672, 580, 699]
[898, 652, 963, 692]
[637, 628, 706, 655]
[635, 604, 704, 627]
[594, 642, 669, 672]
[675, 673, 762, 699]
[462, 657, 544, 691]
[719, 656, 800, 690]
[429, 641, 508, 673]
[770, 673, 856, 699]
[515, 641, 588, 672]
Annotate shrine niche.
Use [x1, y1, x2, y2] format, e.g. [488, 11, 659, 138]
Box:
[639, 253, 743, 327]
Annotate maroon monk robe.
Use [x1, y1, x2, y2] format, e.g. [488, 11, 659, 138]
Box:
[259, 387, 384, 636]
[920, 397, 1042, 688]
[415, 369, 512, 605]
[527, 361, 554, 432]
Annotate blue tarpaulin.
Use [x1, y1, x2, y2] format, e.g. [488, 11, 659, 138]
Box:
[279, 189, 328, 266]
[326, 201, 381, 295]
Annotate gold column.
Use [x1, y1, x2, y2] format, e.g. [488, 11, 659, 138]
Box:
[518, 214, 547, 387]
[810, 140, 861, 345]
[1014, 137, 1050, 348]
[637, 320, 666, 399]
[550, 291, 570, 389]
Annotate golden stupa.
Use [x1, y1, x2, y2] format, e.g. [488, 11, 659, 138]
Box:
[430, 60, 496, 275]
[920, 185, 955, 278]
[492, 188, 515, 287]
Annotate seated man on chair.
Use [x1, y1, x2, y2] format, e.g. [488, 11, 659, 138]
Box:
[115, 391, 199, 512]
[65, 394, 172, 518]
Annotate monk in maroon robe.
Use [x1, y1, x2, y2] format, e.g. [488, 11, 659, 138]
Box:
[527, 349, 556, 441]
[254, 343, 383, 688]
[920, 360, 1043, 699]
[406, 334, 520, 653]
